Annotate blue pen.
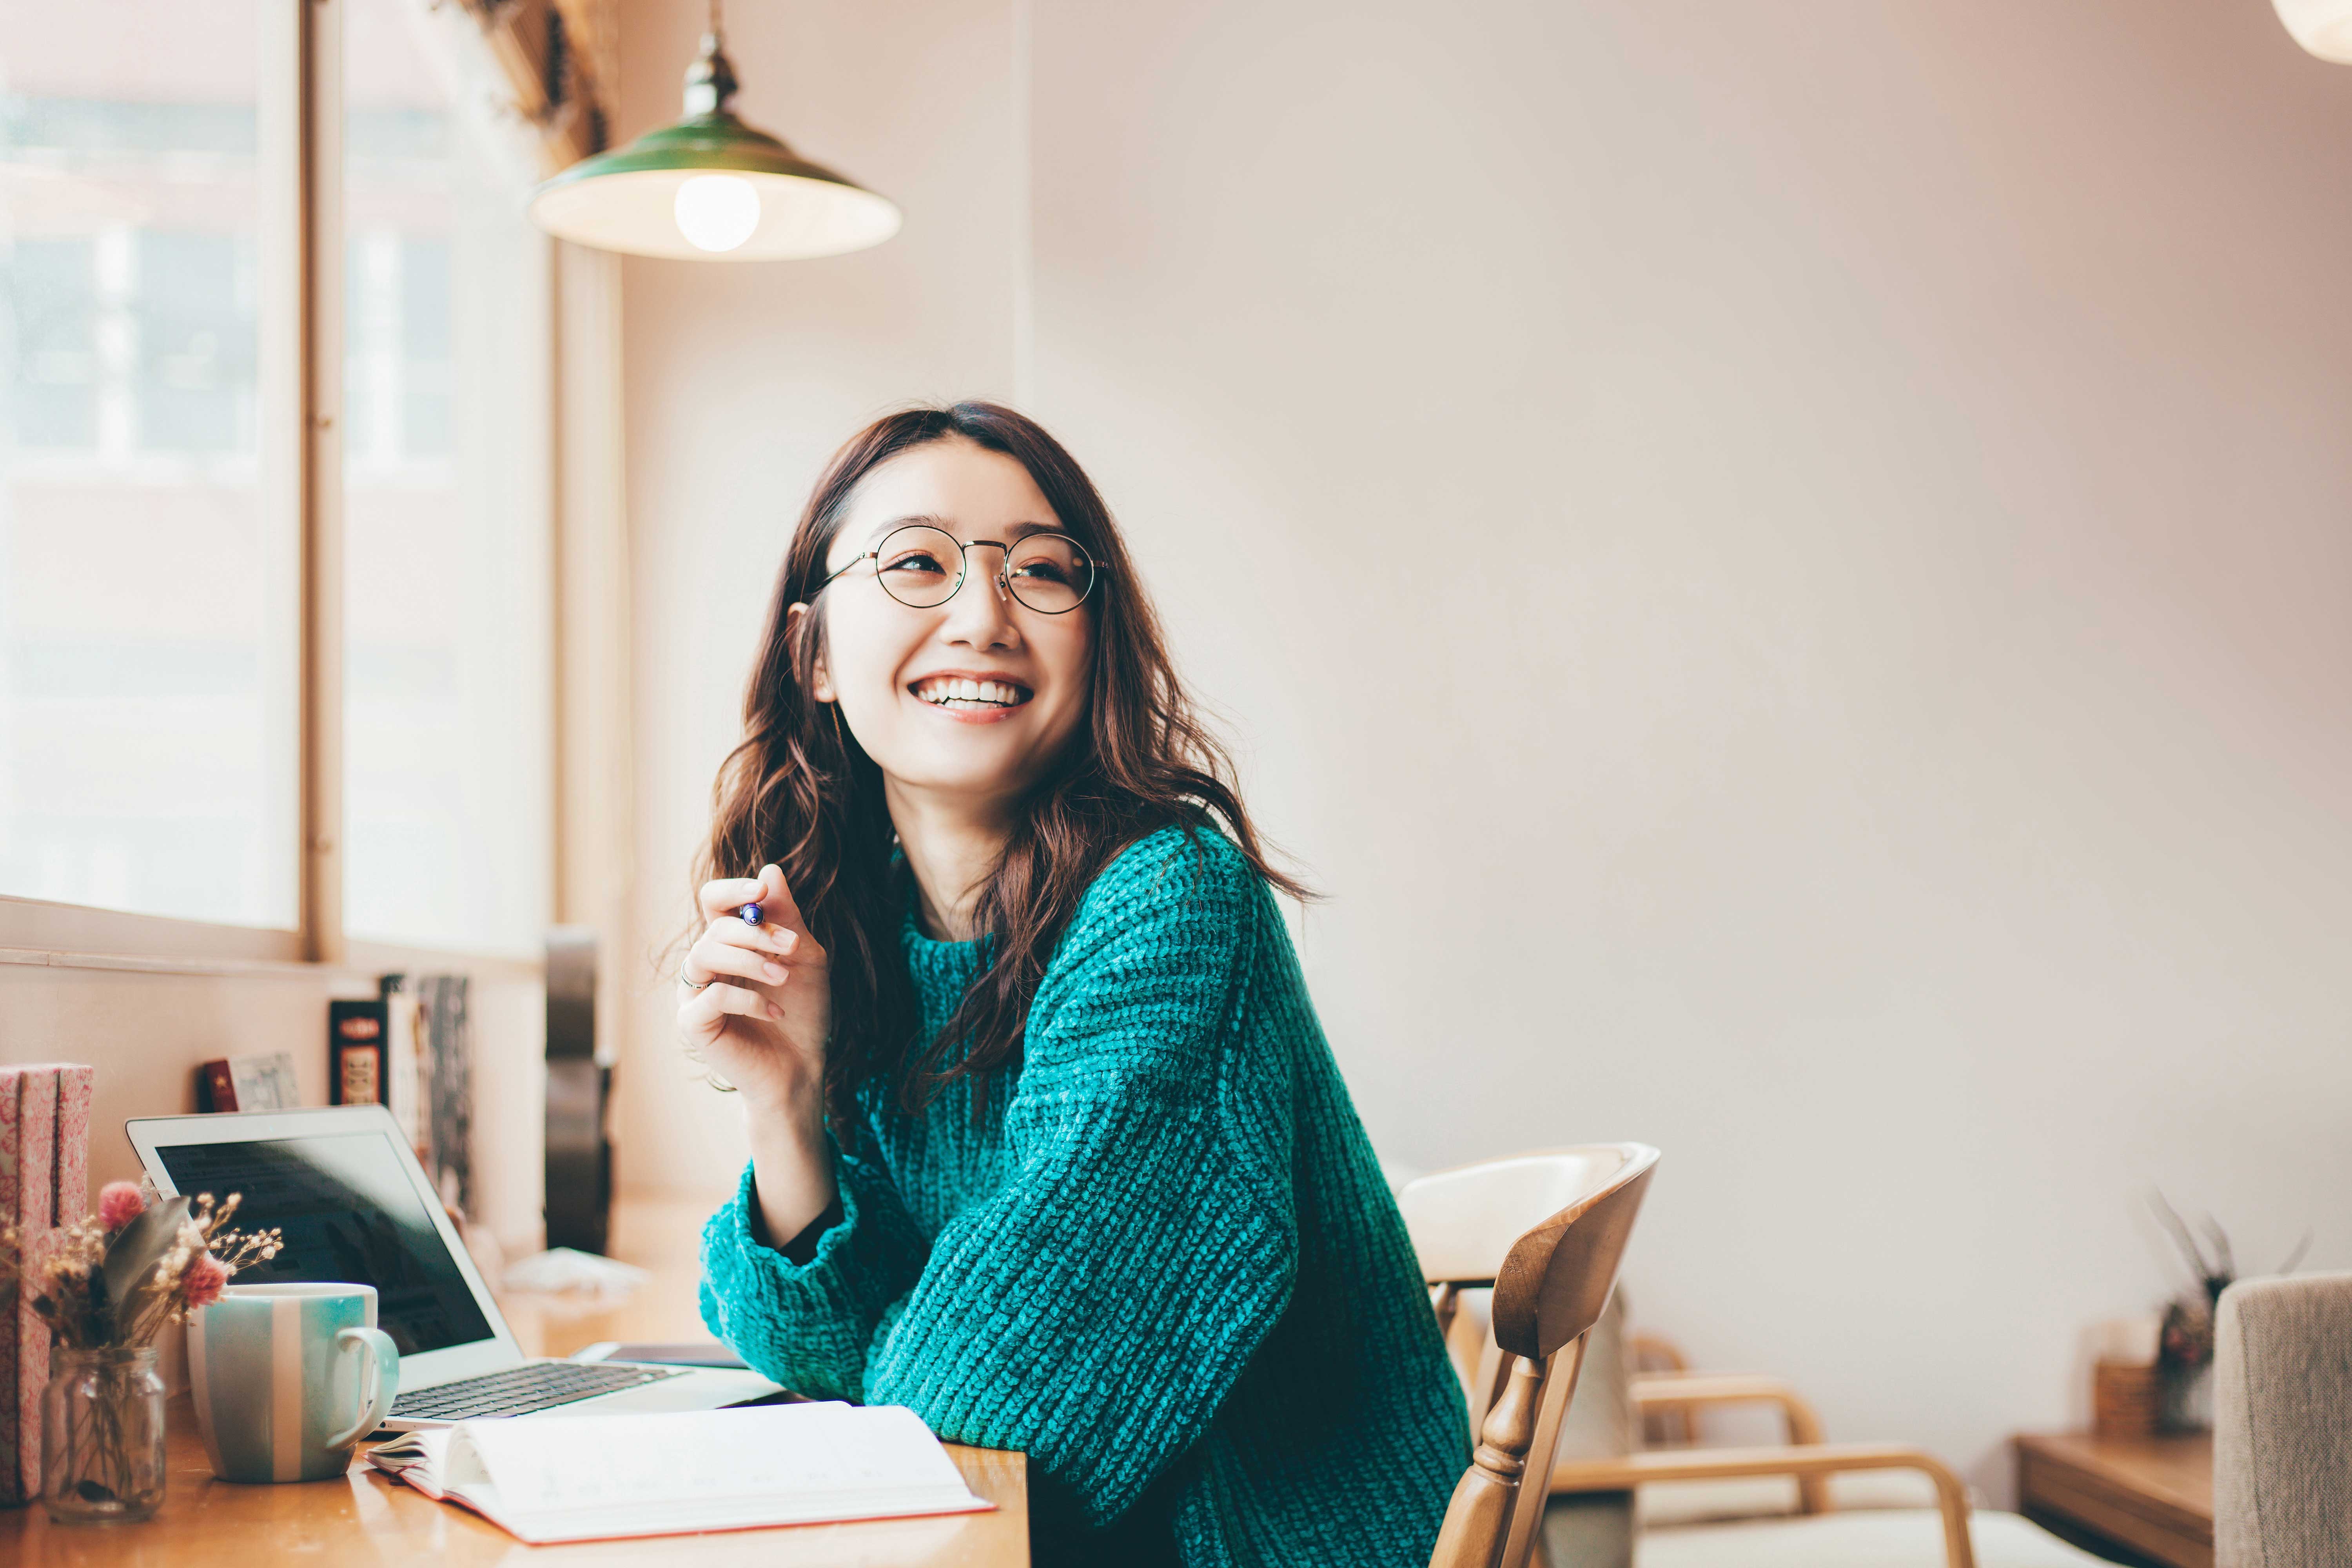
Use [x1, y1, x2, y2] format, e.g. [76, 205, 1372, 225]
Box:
[739, 902, 763, 927]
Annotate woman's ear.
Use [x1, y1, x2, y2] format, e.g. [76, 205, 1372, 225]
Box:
[785, 602, 836, 702]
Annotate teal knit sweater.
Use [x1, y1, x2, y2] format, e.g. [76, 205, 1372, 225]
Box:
[699, 824, 1468, 1566]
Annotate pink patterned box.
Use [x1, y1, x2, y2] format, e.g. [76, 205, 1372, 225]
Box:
[0, 1068, 20, 1506]
[0, 1064, 96, 1508]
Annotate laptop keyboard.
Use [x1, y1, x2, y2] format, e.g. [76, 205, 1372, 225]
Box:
[390, 1361, 690, 1422]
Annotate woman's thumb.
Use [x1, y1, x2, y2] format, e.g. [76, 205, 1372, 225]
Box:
[757, 863, 802, 926]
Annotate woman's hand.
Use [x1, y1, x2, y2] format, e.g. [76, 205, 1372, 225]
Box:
[681, 865, 842, 1244]
[678, 864, 831, 1114]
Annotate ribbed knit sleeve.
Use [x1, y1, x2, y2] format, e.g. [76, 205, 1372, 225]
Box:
[697, 1127, 933, 1401]
[862, 829, 1298, 1528]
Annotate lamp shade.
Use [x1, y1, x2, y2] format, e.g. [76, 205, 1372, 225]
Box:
[2274, 0, 2352, 62]
[528, 31, 900, 261]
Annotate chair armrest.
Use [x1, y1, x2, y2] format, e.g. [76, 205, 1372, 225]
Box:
[1627, 1332, 1690, 1374]
[1551, 1443, 1977, 1568]
[1630, 1372, 1829, 1512]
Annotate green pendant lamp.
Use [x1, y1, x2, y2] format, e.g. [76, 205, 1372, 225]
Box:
[528, 2, 900, 260]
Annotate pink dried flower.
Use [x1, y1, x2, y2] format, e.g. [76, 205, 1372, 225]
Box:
[98, 1181, 146, 1232]
[182, 1251, 232, 1310]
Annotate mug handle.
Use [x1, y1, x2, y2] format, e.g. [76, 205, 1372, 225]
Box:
[327, 1326, 402, 1449]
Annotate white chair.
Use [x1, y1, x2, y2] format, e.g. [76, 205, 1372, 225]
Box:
[1403, 1144, 1661, 1568]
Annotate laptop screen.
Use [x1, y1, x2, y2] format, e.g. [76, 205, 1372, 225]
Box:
[154, 1129, 496, 1357]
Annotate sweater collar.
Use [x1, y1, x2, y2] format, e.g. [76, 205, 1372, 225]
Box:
[900, 902, 991, 998]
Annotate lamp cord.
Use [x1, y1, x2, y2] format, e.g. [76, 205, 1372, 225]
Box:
[708, 0, 723, 45]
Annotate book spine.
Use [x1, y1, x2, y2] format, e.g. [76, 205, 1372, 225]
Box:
[197, 1059, 238, 1114]
[385, 990, 419, 1147]
[413, 996, 438, 1169]
[49, 1064, 93, 1493]
[0, 1068, 22, 1506]
[53, 1067, 91, 1237]
[425, 977, 474, 1216]
[14, 1067, 56, 1504]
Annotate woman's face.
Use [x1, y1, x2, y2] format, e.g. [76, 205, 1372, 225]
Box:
[802, 437, 1096, 809]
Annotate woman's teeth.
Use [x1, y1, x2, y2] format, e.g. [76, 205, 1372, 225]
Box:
[913, 677, 1031, 709]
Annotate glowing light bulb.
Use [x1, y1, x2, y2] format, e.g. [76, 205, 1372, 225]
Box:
[2276, 0, 2352, 60]
[673, 174, 761, 252]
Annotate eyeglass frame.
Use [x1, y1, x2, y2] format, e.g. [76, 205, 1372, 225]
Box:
[814, 523, 1103, 615]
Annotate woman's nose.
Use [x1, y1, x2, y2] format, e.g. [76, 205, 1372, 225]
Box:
[941, 551, 1018, 650]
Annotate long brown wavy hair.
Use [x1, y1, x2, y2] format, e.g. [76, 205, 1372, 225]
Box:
[696, 402, 1305, 1123]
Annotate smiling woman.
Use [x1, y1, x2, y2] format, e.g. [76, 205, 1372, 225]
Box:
[676, 403, 1469, 1568]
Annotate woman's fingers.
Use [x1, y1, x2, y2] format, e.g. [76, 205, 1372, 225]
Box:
[752, 864, 814, 938]
[680, 980, 783, 1031]
[700, 915, 797, 960]
[684, 941, 788, 988]
[697, 875, 769, 922]
[687, 919, 797, 989]
[699, 869, 822, 960]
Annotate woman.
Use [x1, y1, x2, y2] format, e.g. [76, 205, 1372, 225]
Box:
[681, 403, 1467, 1566]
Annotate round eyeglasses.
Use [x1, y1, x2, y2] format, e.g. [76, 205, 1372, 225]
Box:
[818, 523, 1098, 615]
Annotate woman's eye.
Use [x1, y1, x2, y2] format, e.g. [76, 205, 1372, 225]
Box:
[882, 553, 949, 575]
[1009, 559, 1071, 583]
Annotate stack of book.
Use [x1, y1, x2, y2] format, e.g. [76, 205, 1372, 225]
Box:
[0, 1063, 94, 1508]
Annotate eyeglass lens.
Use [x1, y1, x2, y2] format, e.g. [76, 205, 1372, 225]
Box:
[873, 524, 1094, 614]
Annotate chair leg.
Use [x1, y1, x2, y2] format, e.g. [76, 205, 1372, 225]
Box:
[1430, 1350, 1541, 1568]
[1500, 1338, 1586, 1568]
[1433, 1333, 1596, 1568]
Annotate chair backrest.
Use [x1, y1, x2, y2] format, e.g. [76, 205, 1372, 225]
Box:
[1400, 1144, 1660, 1568]
[2213, 1271, 2352, 1568]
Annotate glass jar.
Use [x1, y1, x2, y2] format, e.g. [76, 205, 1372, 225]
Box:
[42, 1345, 167, 1524]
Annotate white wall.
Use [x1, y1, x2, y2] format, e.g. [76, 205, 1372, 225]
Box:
[613, 0, 2352, 1501]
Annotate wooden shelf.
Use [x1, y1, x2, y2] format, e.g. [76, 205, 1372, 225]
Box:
[2014, 1431, 2212, 1568]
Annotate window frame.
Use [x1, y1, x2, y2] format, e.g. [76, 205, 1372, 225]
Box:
[0, 0, 563, 976]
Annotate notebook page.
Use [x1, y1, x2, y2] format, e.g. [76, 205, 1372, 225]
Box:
[456, 1403, 981, 1528]
[364, 1428, 457, 1499]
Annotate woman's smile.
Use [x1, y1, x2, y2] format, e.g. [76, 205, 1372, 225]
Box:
[907, 669, 1035, 722]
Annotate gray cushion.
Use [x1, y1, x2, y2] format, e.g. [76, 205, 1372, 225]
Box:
[2214, 1271, 2352, 1568]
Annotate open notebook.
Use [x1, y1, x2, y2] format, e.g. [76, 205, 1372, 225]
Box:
[365, 1402, 992, 1544]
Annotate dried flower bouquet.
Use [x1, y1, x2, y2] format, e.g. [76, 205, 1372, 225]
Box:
[1, 1181, 282, 1350]
[2, 1181, 283, 1516]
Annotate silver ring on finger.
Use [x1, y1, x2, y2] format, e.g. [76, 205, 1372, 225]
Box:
[681, 970, 713, 992]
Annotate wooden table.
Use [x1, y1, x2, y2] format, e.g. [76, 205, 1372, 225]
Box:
[1, 1196, 1029, 1565]
[2015, 1431, 2213, 1568]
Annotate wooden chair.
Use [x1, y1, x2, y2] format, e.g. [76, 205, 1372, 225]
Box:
[1547, 1341, 1985, 1568]
[1629, 1362, 1837, 1514]
[1628, 1330, 1695, 1447]
[1454, 1295, 2074, 1568]
[1401, 1144, 1660, 1568]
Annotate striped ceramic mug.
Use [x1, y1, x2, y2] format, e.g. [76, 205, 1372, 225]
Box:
[187, 1283, 401, 1483]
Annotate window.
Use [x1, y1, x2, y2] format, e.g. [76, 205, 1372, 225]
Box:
[0, 2, 300, 929]
[340, 0, 551, 954]
[0, 0, 558, 959]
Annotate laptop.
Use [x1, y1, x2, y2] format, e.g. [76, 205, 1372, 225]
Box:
[128, 1104, 782, 1429]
